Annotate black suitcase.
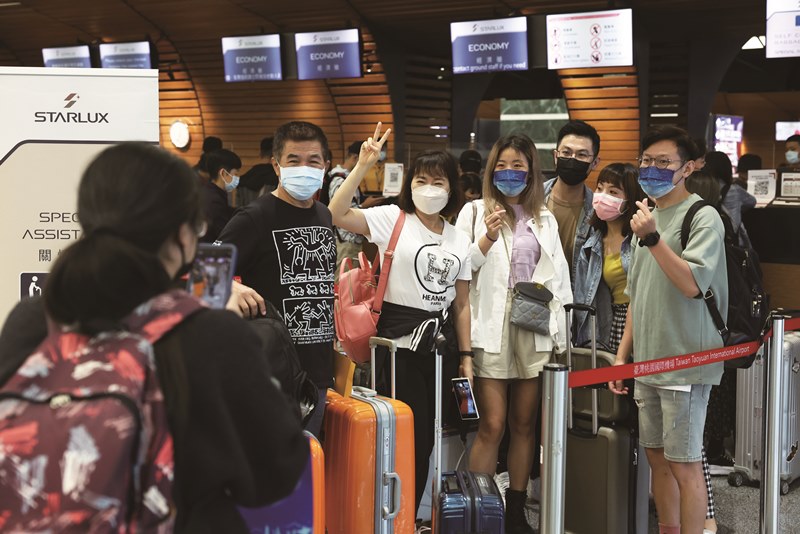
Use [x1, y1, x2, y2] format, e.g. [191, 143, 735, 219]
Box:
[562, 303, 649, 534]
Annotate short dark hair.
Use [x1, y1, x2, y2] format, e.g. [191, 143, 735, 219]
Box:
[704, 151, 733, 186]
[737, 153, 762, 174]
[641, 125, 698, 163]
[693, 138, 708, 157]
[347, 141, 362, 156]
[397, 150, 463, 218]
[686, 170, 722, 206]
[202, 136, 223, 153]
[45, 143, 203, 334]
[459, 172, 482, 195]
[259, 137, 273, 158]
[786, 134, 800, 145]
[589, 163, 646, 238]
[459, 150, 482, 174]
[273, 121, 329, 162]
[205, 149, 242, 180]
[557, 120, 601, 158]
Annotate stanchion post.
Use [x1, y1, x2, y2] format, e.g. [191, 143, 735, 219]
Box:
[541, 363, 568, 534]
[761, 315, 784, 534]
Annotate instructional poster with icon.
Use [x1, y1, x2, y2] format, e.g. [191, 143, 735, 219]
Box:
[546, 8, 633, 69]
[0, 67, 158, 321]
[766, 0, 800, 58]
[747, 169, 777, 207]
[382, 163, 404, 196]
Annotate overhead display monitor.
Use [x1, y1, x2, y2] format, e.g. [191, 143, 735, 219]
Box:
[295, 28, 361, 80]
[450, 16, 528, 74]
[766, 0, 800, 58]
[99, 41, 152, 69]
[42, 45, 91, 68]
[713, 115, 744, 168]
[776, 121, 800, 141]
[221, 34, 282, 82]
[546, 8, 633, 69]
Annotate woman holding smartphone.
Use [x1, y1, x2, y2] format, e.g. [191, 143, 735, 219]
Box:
[455, 133, 572, 534]
[329, 124, 474, 515]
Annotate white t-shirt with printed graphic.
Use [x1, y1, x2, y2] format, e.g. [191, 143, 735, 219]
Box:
[362, 205, 472, 315]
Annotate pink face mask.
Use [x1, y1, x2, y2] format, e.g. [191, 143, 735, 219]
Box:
[592, 192, 626, 221]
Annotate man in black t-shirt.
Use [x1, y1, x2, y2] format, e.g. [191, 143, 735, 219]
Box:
[218, 121, 336, 437]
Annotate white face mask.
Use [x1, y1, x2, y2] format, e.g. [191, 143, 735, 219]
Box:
[278, 165, 325, 201]
[411, 184, 449, 215]
[786, 150, 800, 165]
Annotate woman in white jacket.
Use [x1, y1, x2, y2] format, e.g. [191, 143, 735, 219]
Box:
[455, 133, 572, 534]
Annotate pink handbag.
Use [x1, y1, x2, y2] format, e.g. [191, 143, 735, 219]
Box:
[334, 212, 405, 363]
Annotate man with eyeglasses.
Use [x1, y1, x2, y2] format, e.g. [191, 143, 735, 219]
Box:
[543, 120, 601, 281]
[609, 126, 727, 534]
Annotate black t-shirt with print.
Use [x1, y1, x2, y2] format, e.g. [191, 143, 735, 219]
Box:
[218, 193, 336, 388]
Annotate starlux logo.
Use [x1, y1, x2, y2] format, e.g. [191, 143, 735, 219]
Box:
[34, 93, 109, 124]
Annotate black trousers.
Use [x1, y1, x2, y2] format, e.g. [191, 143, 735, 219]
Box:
[378, 346, 458, 515]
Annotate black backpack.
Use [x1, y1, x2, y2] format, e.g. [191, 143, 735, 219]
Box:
[680, 200, 767, 369]
[318, 170, 345, 205]
[248, 301, 319, 425]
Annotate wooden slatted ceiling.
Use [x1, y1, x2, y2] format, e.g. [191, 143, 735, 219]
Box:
[559, 66, 641, 188]
[647, 42, 689, 130]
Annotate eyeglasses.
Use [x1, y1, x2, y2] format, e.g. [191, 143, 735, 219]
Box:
[555, 149, 594, 163]
[637, 156, 685, 169]
[196, 221, 208, 239]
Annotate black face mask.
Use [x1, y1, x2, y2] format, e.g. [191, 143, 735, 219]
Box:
[556, 157, 592, 186]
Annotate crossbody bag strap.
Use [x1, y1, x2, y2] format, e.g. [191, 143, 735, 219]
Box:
[372, 211, 406, 315]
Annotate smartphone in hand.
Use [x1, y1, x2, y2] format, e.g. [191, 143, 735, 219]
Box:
[452, 377, 479, 420]
[186, 243, 237, 309]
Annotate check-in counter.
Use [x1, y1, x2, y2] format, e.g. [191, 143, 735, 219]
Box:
[743, 205, 800, 309]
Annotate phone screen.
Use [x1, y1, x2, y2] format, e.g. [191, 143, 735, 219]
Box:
[452, 377, 479, 420]
[186, 244, 237, 309]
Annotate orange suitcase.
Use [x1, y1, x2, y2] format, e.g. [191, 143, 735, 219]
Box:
[238, 431, 325, 533]
[324, 337, 415, 534]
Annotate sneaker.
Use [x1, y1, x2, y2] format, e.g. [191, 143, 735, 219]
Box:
[708, 452, 735, 476]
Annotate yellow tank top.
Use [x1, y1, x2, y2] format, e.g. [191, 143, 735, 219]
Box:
[603, 253, 630, 305]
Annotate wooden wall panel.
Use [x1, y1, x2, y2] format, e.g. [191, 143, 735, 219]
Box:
[157, 39, 204, 166]
[403, 55, 452, 160]
[167, 28, 392, 172]
[559, 66, 641, 188]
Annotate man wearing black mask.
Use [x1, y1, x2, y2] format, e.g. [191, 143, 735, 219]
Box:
[543, 120, 601, 282]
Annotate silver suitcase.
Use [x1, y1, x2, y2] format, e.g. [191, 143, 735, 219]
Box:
[730, 331, 800, 494]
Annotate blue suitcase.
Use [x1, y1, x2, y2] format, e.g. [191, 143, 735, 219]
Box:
[431, 335, 505, 534]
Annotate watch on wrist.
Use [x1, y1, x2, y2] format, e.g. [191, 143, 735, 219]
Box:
[639, 231, 660, 247]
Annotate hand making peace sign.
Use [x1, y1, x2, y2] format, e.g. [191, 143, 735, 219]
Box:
[359, 122, 392, 168]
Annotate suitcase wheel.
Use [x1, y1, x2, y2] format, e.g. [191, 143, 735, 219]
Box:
[727, 471, 745, 488]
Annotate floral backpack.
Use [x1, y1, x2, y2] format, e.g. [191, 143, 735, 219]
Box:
[0, 290, 204, 533]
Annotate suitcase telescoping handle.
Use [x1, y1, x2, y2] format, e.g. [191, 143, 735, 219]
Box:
[433, 333, 447, 503]
[563, 303, 599, 436]
[370, 336, 398, 399]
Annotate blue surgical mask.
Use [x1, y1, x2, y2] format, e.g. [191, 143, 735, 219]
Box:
[493, 169, 528, 197]
[279, 165, 325, 201]
[638, 165, 680, 199]
[222, 170, 240, 192]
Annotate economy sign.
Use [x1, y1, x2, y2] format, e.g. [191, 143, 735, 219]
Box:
[295, 28, 361, 80]
[42, 46, 91, 68]
[99, 41, 152, 69]
[450, 17, 528, 74]
[546, 8, 633, 69]
[222, 34, 282, 82]
[767, 0, 800, 58]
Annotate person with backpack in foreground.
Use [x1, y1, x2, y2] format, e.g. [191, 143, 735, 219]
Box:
[609, 126, 728, 534]
[0, 142, 308, 533]
[329, 123, 474, 516]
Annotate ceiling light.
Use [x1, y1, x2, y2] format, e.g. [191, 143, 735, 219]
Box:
[742, 35, 766, 50]
[0, 2, 22, 6]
